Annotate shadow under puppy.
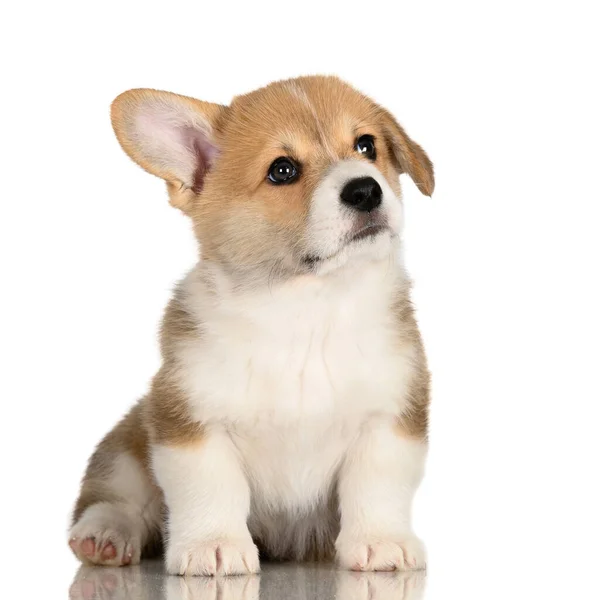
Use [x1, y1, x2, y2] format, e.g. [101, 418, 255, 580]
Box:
[69, 75, 434, 576]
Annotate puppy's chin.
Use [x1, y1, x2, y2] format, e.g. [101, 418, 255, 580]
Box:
[306, 229, 398, 277]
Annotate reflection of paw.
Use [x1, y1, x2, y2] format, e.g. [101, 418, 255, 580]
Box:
[166, 537, 260, 576]
[166, 574, 260, 600]
[336, 535, 426, 571]
[336, 570, 427, 600]
[69, 565, 145, 600]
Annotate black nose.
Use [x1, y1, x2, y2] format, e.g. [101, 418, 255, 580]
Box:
[340, 177, 383, 212]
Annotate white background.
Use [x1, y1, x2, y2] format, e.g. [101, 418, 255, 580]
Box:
[1, 1, 599, 598]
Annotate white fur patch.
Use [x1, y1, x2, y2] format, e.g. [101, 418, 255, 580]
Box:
[338, 421, 426, 537]
[168, 252, 419, 560]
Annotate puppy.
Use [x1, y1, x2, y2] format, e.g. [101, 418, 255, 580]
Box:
[68, 75, 434, 576]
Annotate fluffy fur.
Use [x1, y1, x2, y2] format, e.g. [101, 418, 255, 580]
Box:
[69, 75, 434, 576]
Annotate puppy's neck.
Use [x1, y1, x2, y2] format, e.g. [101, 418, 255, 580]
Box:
[196, 234, 405, 296]
[184, 247, 407, 325]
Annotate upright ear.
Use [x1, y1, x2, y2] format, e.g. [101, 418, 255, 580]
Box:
[111, 89, 227, 210]
[381, 111, 435, 196]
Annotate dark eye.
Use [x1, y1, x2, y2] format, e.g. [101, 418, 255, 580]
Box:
[268, 157, 299, 184]
[355, 135, 376, 160]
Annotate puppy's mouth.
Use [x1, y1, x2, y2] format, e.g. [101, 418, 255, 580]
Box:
[302, 222, 390, 267]
[348, 223, 387, 243]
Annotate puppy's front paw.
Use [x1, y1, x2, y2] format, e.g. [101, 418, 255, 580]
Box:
[336, 535, 426, 572]
[166, 537, 260, 576]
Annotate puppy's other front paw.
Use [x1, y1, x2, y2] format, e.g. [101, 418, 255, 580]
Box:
[166, 537, 260, 576]
[336, 535, 426, 572]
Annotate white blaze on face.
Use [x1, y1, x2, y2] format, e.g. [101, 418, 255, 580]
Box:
[306, 159, 403, 273]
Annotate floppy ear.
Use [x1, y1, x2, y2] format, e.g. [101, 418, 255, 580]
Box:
[111, 89, 227, 210]
[381, 111, 435, 196]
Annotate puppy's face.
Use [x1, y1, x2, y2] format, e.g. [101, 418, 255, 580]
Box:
[112, 76, 434, 281]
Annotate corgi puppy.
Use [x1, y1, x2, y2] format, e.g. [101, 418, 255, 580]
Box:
[68, 76, 434, 576]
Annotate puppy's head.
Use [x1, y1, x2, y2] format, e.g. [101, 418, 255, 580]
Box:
[112, 76, 433, 281]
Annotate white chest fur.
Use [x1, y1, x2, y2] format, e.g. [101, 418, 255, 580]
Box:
[175, 260, 415, 510]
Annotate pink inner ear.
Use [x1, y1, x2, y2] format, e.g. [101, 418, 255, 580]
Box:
[134, 101, 219, 190]
[179, 126, 219, 194]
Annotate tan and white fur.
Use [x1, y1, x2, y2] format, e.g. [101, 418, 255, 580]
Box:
[69, 76, 434, 576]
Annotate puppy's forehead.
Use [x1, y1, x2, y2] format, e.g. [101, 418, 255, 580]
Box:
[225, 77, 379, 155]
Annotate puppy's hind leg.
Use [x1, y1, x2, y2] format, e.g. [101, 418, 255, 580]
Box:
[69, 403, 162, 566]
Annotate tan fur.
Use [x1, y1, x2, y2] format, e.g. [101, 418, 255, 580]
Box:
[392, 285, 430, 442]
[71, 75, 433, 564]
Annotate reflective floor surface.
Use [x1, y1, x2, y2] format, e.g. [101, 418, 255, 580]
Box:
[69, 560, 426, 600]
